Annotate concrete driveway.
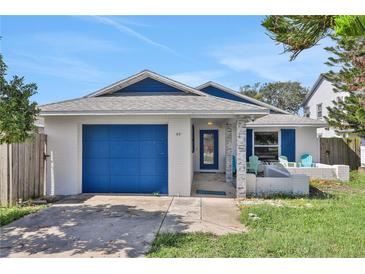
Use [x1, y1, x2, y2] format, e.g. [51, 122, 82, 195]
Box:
[0, 195, 245, 258]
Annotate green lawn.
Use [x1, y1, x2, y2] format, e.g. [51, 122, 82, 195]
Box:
[0, 205, 45, 226]
[148, 171, 365, 258]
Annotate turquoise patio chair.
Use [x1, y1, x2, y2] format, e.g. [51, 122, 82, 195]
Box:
[279, 155, 289, 167]
[247, 155, 260, 175]
[298, 153, 315, 167]
[279, 155, 296, 167]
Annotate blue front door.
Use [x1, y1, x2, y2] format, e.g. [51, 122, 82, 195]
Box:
[200, 129, 219, 170]
[82, 124, 168, 194]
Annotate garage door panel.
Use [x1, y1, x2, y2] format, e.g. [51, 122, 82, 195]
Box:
[109, 141, 139, 158]
[155, 141, 168, 156]
[155, 158, 168, 175]
[139, 141, 167, 157]
[110, 159, 139, 175]
[83, 124, 167, 193]
[109, 125, 124, 140]
[139, 126, 155, 140]
[125, 125, 141, 140]
[139, 158, 168, 176]
[83, 158, 109, 175]
[83, 141, 109, 158]
[83, 175, 109, 193]
[154, 125, 168, 140]
[140, 159, 156, 175]
[110, 176, 139, 193]
[139, 175, 167, 194]
[83, 125, 109, 141]
[139, 141, 157, 157]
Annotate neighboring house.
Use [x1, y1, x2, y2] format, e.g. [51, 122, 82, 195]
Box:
[40, 70, 325, 197]
[302, 74, 348, 138]
[304, 74, 365, 168]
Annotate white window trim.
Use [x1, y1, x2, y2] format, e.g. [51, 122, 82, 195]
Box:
[252, 129, 281, 160]
[317, 103, 323, 119]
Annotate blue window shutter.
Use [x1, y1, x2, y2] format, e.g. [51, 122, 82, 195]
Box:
[246, 129, 253, 161]
[281, 129, 296, 162]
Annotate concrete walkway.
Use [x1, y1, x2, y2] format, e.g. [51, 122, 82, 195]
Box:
[161, 197, 246, 235]
[0, 195, 245, 258]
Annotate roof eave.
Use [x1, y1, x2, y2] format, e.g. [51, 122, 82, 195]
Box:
[40, 109, 269, 116]
[247, 123, 327, 128]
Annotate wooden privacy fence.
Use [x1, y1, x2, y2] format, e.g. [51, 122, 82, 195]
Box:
[0, 134, 47, 206]
[320, 137, 361, 170]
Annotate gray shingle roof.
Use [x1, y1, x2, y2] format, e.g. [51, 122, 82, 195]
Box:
[247, 114, 327, 127]
[40, 95, 268, 115]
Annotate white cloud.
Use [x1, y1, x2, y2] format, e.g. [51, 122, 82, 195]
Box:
[92, 16, 178, 56]
[169, 70, 228, 87]
[9, 53, 105, 82]
[32, 32, 124, 53]
[210, 42, 331, 84]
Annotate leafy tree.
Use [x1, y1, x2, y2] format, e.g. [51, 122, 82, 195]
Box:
[239, 83, 263, 101]
[0, 54, 40, 144]
[240, 81, 308, 114]
[325, 36, 365, 138]
[262, 16, 365, 60]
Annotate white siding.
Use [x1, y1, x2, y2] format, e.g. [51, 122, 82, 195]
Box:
[44, 117, 79, 195]
[295, 127, 320, 162]
[44, 115, 192, 196]
[305, 78, 348, 138]
[168, 117, 193, 196]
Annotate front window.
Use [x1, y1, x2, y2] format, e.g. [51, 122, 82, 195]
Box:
[254, 131, 279, 161]
[317, 103, 323, 119]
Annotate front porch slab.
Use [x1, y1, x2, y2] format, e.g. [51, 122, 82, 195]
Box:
[192, 172, 236, 198]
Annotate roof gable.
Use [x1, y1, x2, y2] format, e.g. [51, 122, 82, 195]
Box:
[86, 70, 206, 98]
[196, 82, 289, 114]
[106, 77, 187, 96]
[199, 85, 253, 104]
[302, 74, 326, 106]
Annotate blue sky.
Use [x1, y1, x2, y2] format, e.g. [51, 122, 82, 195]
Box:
[1, 16, 333, 104]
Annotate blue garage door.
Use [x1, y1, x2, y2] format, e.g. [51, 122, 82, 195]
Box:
[82, 125, 168, 194]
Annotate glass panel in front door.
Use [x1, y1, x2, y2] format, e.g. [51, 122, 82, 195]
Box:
[203, 133, 214, 164]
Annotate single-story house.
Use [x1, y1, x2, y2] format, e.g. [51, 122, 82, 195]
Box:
[40, 70, 326, 197]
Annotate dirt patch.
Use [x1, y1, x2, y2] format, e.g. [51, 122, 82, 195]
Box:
[311, 179, 355, 193]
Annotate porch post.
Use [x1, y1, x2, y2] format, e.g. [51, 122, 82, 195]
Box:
[236, 119, 247, 198]
[225, 122, 233, 183]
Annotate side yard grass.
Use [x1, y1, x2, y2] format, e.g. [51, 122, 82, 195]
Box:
[0, 205, 45, 226]
[148, 171, 365, 257]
